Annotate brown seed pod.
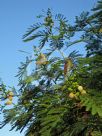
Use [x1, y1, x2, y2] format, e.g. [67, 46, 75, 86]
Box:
[64, 58, 73, 76]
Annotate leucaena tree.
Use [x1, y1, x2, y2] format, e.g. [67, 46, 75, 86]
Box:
[0, 1, 102, 136]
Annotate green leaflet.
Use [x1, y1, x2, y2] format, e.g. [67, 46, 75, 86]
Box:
[47, 107, 66, 115]
[80, 93, 102, 117]
[91, 104, 97, 115]
[91, 131, 102, 136]
[23, 23, 43, 39]
[69, 122, 87, 136]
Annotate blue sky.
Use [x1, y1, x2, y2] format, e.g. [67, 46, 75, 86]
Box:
[0, 0, 98, 135]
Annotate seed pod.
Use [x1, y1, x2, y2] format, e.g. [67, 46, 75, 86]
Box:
[64, 58, 73, 76]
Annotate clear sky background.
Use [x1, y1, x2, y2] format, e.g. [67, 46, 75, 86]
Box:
[0, 0, 98, 136]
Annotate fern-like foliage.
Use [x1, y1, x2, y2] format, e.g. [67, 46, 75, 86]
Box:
[80, 91, 102, 117]
[1, 3, 102, 136]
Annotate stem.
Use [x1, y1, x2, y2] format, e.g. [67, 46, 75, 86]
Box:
[57, 49, 65, 59]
